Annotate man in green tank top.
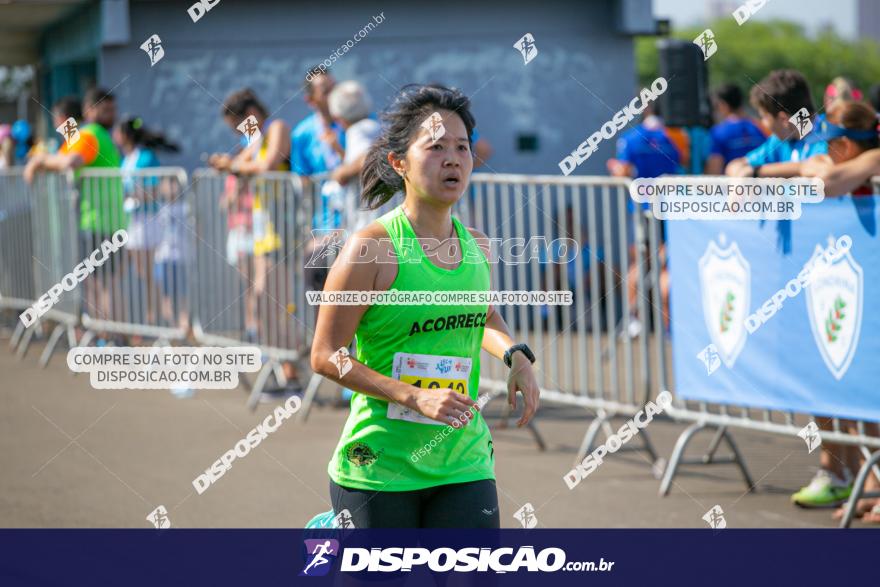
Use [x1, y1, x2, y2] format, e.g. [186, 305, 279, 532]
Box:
[310, 85, 540, 528]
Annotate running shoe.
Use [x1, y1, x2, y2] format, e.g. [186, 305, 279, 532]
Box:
[305, 510, 337, 529]
[791, 469, 852, 507]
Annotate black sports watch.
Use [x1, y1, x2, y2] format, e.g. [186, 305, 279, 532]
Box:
[503, 343, 535, 368]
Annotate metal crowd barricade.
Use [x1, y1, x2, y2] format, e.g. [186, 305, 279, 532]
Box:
[190, 169, 312, 408]
[25, 170, 81, 366]
[0, 168, 38, 356]
[661, 399, 880, 527]
[294, 172, 669, 471]
[75, 167, 192, 348]
[465, 174, 667, 461]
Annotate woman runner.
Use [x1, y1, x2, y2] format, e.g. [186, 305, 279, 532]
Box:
[310, 84, 540, 528]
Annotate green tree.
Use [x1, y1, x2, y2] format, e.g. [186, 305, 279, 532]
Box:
[636, 19, 880, 112]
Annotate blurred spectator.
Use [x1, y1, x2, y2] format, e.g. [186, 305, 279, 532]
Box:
[0, 124, 12, 169]
[209, 88, 299, 398]
[823, 76, 862, 113]
[606, 102, 681, 179]
[24, 89, 120, 180]
[209, 88, 290, 340]
[27, 96, 82, 158]
[24, 89, 126, 339]
[726, 69, 827, 177]
[11, 119, 33, 164]
[292, 65, 345, 177]
[704, 83, 767, 175]
[328, 80, 381, 231]
[800, 102, 880, 196]
[115, 116, 180, 336]
[471, 128, 493, 168]
[605, 102, 677, 337]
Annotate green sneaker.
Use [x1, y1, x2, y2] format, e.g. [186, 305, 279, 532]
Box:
[791, 469, 852, 508]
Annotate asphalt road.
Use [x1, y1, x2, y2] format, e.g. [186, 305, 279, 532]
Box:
[0, 335, 865, 529]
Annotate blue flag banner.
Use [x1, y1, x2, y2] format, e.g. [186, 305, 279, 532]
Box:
[667, 195, 880, 422]
[0, 529, 877, 585]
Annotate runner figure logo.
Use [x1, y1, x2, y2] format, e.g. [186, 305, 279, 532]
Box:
[513, 33, 538, 65]
[694, 29, 717, 60]
[804, 236, 863, 380]
[56, 117, 80, 147]
[237, 114, 261, 146]
[329, 347, 353, 378]
[797, 422, 823, 454]
[421, 112, 445, 143]
[696, 344, 722, 375]
[146, 505, 171, 529]
[702, 505, 726, 529]
[140, 34, 164, 66]
[300, 539, 339, 577]
[513, 503, 538, 528]
[304, 229, 348, 268]
[333, 508, 356, 529]
[789, 108, 813, 139]
[699, 235, 750, 368]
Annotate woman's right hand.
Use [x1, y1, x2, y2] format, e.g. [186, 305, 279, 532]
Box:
[411, 387, 480, 427]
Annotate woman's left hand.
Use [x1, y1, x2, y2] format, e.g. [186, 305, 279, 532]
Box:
[506, 354, 540, 427]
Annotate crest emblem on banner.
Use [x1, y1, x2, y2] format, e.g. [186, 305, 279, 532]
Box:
[699, 235, 750, 367]
[805, 237, 863, 380]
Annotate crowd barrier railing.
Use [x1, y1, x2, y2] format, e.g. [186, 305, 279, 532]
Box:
[190, 169, 313, 408]
[1, 168, 38, 356]
[75, 167, 192, 348]
[661, 190, 880, 528]
[27, 170, 80, 365]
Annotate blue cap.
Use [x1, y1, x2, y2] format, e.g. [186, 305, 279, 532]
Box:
[805, 117, 878, 144]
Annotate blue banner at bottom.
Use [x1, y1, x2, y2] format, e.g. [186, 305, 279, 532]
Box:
[0, 529, 875, 585]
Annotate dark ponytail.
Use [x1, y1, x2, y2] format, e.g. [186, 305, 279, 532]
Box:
[360, 84, 475, 210]
[118, 117, 180, 153]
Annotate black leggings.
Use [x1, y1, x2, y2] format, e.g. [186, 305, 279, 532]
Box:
[329, 478, 500, 529]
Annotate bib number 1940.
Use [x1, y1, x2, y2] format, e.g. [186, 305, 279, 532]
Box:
[389, 352, 472, 426]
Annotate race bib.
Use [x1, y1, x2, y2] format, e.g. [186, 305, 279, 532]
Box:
[388, 352, 472, 426]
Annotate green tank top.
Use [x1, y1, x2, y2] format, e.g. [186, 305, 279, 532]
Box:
[78, 123, 127, 234]
[328, 205, 495, 491]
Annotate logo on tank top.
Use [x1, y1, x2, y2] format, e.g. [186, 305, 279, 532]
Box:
[345, 442, 381, 467]
[408, 311, 487, 337]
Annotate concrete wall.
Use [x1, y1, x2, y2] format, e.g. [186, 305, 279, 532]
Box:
[101, 0, 642, 174]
